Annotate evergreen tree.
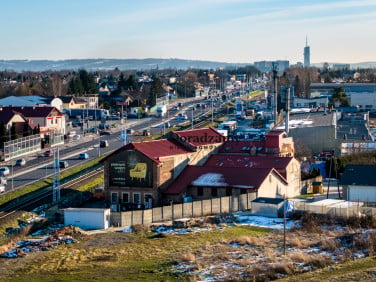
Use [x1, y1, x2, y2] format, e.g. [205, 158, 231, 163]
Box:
[0, 122, 6, 148]
[22, 122, 30, 137]
[148, 77, 163, 106]
[10, 123, 17, 140]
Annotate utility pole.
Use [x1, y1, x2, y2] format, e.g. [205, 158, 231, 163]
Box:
[272, 63, 278, 128]
[52, 146, 60, 203]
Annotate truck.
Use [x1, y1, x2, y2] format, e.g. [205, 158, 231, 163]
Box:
[156, 105, 167, 117]
[63, 108, 109, 121]
[235, 99, 246, 120]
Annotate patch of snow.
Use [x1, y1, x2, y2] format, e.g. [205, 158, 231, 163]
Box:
[235, 215, 298, 230]
[192, 173, 227, 187]
[121, 226, 132, 233]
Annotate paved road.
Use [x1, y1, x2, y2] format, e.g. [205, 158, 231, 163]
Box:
[1, 96, 212, 193]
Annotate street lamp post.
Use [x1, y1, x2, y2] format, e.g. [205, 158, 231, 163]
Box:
[191, 107, 194, 130]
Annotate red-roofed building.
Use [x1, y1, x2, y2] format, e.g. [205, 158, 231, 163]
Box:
[162, 166, 289, 203]
[168, 127, 225, 150]
[204, 155, 301, 197]
[102, 128, 225, 210]
[218, 130, 294, 157]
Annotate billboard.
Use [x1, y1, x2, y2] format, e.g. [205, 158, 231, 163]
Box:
[109, 150, 153, 187]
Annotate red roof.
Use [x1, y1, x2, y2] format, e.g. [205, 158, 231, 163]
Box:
[205, 155, 293, 170]
[218, 140, 266, 154]
[163, 166, 287, 195]
[171, 127, 225, 147]
[266, 130, 286, 136]
[103, 138, 193, 163]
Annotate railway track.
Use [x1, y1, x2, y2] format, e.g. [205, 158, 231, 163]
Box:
[0, 167, 104, 221]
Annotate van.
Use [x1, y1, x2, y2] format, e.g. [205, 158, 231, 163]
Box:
[59, 161, 69, 169]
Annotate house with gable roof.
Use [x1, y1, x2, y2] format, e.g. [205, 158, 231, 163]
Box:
[162, 166, 289, 204]
[4, 106, 66, 135]
[102, 128, 225, 210]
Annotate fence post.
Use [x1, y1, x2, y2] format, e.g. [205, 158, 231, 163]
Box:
[142, 209, 144, 225]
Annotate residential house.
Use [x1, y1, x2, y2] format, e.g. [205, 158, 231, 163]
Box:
[5, 106, 66, 135]
[340, 164, 376, 203]
[0, 107, 34, 139]
[58, 96, 86, 110]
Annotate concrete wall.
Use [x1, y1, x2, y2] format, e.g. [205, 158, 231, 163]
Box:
[289, 125, 341, 154]
[110, 192, 255, 227]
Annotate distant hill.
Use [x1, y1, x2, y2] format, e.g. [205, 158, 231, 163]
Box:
[0, 58, 250, 72]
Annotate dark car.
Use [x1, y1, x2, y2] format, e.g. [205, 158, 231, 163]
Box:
[59, 161, 69, 169]
[44, 150, 53, 157]
[100, 140, 109, 148]
[142, 129, 151, 136]
[99, 131, 111, 136]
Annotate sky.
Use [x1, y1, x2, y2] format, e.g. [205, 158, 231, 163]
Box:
[1, 0, 376, 64]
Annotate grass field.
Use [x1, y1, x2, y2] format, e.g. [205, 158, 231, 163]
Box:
[0, 225, 269, 281]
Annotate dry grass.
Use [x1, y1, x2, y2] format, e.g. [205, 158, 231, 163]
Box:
[290, 251, 312, 263]
[320, 237, 340, 251]
[233, 235, 259, 245]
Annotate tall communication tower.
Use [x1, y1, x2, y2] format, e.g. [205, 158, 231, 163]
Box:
[52, 146, 61, 203]
[304, 36, 310, 67]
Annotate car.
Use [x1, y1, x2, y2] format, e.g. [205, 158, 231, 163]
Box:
[15, 158, 26, 166]
[68, 131, 77, 138]
[173, 106, 180, 111]
[99, 131, 111, 136]
[72, 134, 81, 141]
[0, 184, 5, 193]
[0, 167, 10, 176]
[59, 161, 69, 169]
[100, 140, 109, 148]
[126, 129, 135, 135]
[72, 120, 83, 127]
[0, 177, 7, 186]
[110, 115, 120, 120]
[93, 187, 105, 199]
[178, 102, 183, 107]
[44, 150, 53, 157]
[142, 129, 151, 136]
[79, 153, 89, 160]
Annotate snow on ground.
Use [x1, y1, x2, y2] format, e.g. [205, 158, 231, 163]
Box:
[235, 214, 298, 230]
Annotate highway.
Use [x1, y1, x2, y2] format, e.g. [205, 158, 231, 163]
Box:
[1, 96, 220, 193]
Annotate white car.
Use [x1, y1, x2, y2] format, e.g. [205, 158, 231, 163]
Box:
[72, 134, 81, 141]
[0, 184, 5, 193]
[0, 167, 10, 176]
[0, 177, 7, 186]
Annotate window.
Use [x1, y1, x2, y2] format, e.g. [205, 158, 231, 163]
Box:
[111, 192, 118, 203]
[240, 189, 247, 194]
[133, 193, 141, 204]
[211, 189, 217, 197]
[122, 192, 129, 203]
[197, 187, 203, 196]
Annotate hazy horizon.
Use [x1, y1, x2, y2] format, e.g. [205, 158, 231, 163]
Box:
[1, 0, 376, 64]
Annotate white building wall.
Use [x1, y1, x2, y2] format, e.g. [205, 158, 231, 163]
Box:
[64, 208, 111, 230]
[348, 185, 376, 202]
[257, 172, 290, 198]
